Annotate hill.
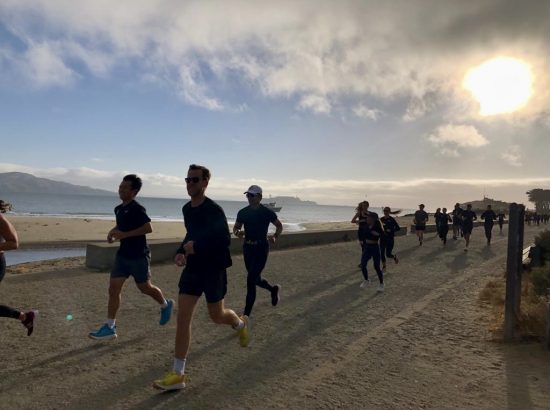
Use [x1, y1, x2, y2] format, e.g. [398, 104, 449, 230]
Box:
[0, 172, 114, 196]
[460, 196, 512, 212]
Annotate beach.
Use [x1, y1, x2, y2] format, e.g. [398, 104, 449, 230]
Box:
[1, 222, 549, 408]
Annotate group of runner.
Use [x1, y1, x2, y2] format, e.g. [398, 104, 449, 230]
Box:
[2, 165, 283, 391]
[351, 201, 510, 292]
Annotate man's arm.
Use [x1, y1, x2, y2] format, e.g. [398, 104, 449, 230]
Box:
[233, 221, 244, 238]
[269, 219, 283, 243]
[0, 215, 19, 251]
[109, 222, 152, 241]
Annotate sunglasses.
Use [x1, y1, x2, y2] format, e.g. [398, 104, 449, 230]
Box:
[185, 177, 201, 184]
[246, 193, 257, 198]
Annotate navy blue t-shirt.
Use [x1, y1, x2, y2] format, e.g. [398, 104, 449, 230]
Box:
[236, 205, 278, 242]
[115, 200, 151, 258]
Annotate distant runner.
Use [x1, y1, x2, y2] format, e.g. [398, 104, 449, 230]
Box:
[359, 213, 385, 293]
[452, 203, 463, 240]
[435, 207, 452, 245]
[461, 204, 477, 251]
[481, 205, 497, 245]
[413, 204, 429, 246]
[89, 174, 173, 341]
[0, 203, 37, 336]
[233, 185, 283, 319]
[380, 207, 400, 271]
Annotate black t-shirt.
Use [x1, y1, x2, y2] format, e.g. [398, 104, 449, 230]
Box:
[435, 213, 451, 227]
[462, 210, 477, 224]
[481, 210, 497, 225]
[452, 207, 463, 224]
[115, 200, 151, 258]
[177, 197, 232, 272]
[362, 220, 384, 242]
[236, 205, 278, 242]
[380, 216, 400, 238]
[414, 210, 428, 225]
[497, 213, 505, 222]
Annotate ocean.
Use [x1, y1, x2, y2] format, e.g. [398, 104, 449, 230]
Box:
[2, 192, 415, 265]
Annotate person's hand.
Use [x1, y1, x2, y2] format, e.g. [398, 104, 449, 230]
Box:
[268, 234, 277, 244]
[234, 230, 245, 238]
[174, 253, 186, 267]
[183, 241, 195, 255]
[109, 228, 126, 241]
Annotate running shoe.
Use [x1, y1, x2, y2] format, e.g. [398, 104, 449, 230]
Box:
[238, 315, 250, 347]
[159, 299, 174, 326]
[22, 310, 38, 336]
[153, 371, 186, 391]
[393, 255, 399, 264]
[377, 283, 385, 293]
[382, 263, 387, 272]
[360, 280, 369, 289]
[88, 323, 117, 340]
[271, 285, 280, 307]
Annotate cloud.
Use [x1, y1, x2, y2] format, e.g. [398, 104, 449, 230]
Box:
[353, 104, 381, 120]
[297, 94, 331, 114]
[1, 0, 548, 118]
[427, 124, 488, 156]
[501, 145, 522, 167]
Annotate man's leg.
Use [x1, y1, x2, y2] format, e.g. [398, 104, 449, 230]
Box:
[207, 299, 242, 327]
[108, 277, 127, 320]
[0, 304, 20, 319]
[174, 294, 200, 364]
[136, 280, 167, 304]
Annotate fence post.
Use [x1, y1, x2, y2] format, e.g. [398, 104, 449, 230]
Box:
[546, 288, 550, 351]
[504, 203, 522, 341]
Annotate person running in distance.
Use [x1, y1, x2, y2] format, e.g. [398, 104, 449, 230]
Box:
[89, 175, 173, 340]
[153, 164, 249, 391]
[380, 207, 401, 271]
[233, 185, 283, 319]
[434, 208, 442, 238]
[435, 207, 452, 245]
[481, 205, 497, 245]
[497, 210, 505, 233]
[461, 204, 477, 251]
[352, 201, 370, 268]
[0, 203, 37, 336]
[359, 213, 385, 293]
[413, 204, 429, 246]
[451, 203, 463, 240]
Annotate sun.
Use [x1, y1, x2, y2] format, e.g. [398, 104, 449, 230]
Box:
[463, 57, 533, 116]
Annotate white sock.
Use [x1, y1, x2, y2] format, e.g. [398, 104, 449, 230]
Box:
[233, 319, 244, 330]
[173, 358, 186, 376]
[106, 319, 116, 328]
[161, 299, 168, 308]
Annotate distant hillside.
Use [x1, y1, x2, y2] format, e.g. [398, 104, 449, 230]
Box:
[0, 172, 114, 196]
[460, 197, 512, 212]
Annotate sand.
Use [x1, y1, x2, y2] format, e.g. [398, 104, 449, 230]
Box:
[1, 224, 549, 409]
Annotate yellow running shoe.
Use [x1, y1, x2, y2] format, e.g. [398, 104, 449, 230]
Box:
[238, 315, 250, 347]
[153, 371, 186, 391]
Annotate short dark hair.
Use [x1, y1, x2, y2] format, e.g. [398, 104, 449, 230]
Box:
[188, 164, 211, 181]
[123, 174, 143, 192]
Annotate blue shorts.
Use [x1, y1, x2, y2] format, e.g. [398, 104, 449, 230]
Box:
[110, 252, 151, 284]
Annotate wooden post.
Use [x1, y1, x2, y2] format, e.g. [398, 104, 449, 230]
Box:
[546, 288, 550, 351]
[515, 205, 525, 314]
[504, 203, 522, 341]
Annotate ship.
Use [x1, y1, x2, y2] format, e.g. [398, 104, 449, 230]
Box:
[264, 202, 282, 212]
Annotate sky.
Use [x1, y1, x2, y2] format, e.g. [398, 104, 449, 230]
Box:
[1, 0, 549, 208]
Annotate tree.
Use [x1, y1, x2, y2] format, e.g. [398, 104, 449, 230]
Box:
[526, 189, 550, 214]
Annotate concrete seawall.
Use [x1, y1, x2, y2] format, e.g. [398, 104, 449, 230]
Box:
[410, 220, 509, 233]
[86, 227, 408, 270]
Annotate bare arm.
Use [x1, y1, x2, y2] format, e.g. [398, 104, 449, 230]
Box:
[351, 212, 360, 224]
[233, 221, 244, 238]
[0, 215, 19, 251]
[269, 219, 283, 244]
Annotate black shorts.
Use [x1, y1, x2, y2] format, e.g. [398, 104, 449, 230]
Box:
[415, 224, 426, 232]
[110, 252, 151, 284]
[462, 223, 473, 235]
[178, 268, 227, 304]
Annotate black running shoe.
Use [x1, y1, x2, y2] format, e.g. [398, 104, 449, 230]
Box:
[271, 285, 280, 306]
[22, 310, 38, 336]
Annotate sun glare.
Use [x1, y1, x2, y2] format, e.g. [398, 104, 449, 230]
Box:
[463, 57, 533, 116]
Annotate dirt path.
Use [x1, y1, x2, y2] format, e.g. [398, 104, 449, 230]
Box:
[1, 225, 549, 409]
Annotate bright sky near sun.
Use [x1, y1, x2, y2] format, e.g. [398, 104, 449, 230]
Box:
[1, 0, 549, 208]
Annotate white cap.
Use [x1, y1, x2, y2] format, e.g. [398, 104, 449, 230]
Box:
[244, 185, 263, 195]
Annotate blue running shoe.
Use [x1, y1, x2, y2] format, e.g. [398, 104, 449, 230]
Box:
[88, 324, 117, 340]
[159, 299, 174, 326]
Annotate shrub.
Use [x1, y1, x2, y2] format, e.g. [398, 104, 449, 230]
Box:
[534, 229, 550, 252]
[530, 265, 550, 297]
